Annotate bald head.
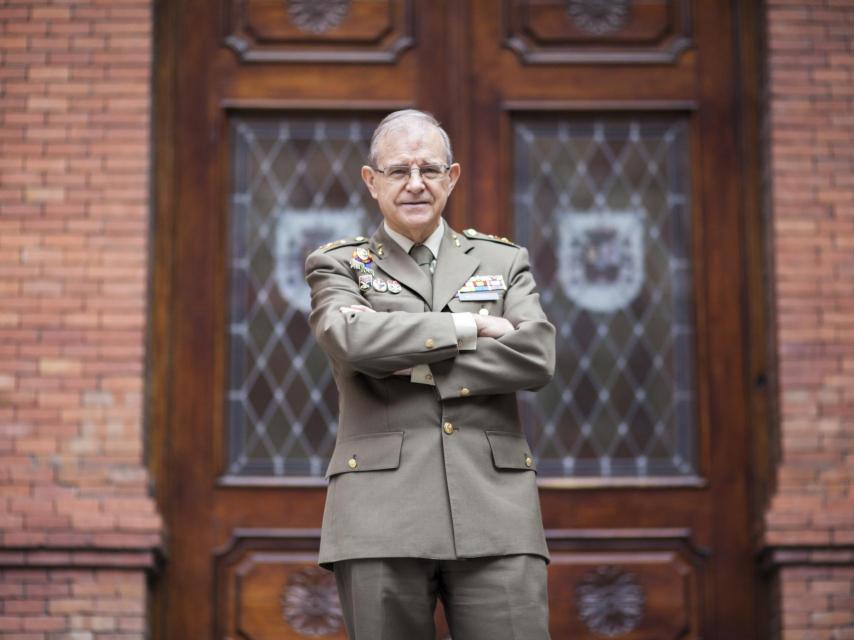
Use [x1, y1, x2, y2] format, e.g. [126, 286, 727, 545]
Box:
[368, 109, 453, 168]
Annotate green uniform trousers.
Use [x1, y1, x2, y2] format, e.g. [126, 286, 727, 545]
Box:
[333, 554, 551, 640]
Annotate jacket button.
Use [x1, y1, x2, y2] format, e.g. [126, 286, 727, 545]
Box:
[425, 338, 435, 349]
[347, 457, 358, 469]
[460, 387, 471, 397]
[525, 456, 533, 468]
[478, 308, 489, 316]
[443, 422, 454, 435]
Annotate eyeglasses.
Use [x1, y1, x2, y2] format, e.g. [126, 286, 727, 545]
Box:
[373, 164, 450, 183]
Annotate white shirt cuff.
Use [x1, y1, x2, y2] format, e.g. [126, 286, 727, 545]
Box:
[410, 364, 435, 386]
[452, 312, 477, 351]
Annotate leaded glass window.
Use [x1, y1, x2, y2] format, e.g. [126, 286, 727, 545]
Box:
[514, 116, 697, 478]
[227, 115, 381, 477]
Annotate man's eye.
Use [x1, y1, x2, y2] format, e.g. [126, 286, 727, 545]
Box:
[388, 168, 410, 179]
[420, 166, 442, 179]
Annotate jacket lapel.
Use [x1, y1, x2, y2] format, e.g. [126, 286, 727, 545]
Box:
[432, 225, 479, 311]
[370, 226, 432, 305]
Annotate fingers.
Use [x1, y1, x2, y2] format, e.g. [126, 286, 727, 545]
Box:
[475, 315, 515, 338]
[339, 304, 376, 314]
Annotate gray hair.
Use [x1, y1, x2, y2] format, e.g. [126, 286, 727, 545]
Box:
[368, 109, 453, 167]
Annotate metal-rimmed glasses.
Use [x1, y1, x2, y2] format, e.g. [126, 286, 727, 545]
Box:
[372, 163, 450, 183]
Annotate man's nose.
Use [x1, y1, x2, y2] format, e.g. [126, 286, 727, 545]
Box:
[405, 169, 425, 190]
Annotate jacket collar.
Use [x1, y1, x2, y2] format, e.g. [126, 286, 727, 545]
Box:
[431, 224, 479, 311]
[369, 223, 479, 310]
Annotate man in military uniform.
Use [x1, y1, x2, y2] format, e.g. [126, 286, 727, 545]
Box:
[305, 109, 555, 639]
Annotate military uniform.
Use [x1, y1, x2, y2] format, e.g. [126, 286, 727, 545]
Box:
[305, 221, 556, 638]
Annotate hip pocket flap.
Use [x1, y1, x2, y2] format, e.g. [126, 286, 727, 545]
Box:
[325, 431, 405, 478]
[485, 430, 537, 472]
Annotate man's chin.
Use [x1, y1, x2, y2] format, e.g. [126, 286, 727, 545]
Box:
[396, 207, 435, 223]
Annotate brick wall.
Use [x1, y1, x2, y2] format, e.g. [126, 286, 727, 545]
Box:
[0, 1, 160, 638]
[764, 0, 854, 638]
[0, 569, 147, 638]
[2, 0, 853, 638]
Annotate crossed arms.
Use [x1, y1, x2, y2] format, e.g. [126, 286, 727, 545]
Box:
[305, 247, 556, 400]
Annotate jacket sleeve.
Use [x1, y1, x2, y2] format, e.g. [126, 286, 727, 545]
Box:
[429, 247, 556, 399]
[305, 249, 460, 378]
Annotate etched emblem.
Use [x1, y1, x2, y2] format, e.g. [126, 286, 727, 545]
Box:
[280, 566, 343, 636]
[567, 0, 631, 36]
[275, 208, 365, 312]
[287, 0, 352, 34]
[558, 210, 645, 313]
[576, 566, 644, 637]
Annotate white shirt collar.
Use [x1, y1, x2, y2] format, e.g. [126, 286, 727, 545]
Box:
[383, 218, 445, 259]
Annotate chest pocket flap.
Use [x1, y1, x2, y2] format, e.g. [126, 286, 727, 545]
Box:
[325, 431, 405, 478]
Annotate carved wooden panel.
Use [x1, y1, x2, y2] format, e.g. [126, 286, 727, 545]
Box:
[503, 0, 693, 64]
[545, 529, 705, 638]
[213, 529, 454, 639]
[223, 0, 415, 63]
[214, 530, 345, 639]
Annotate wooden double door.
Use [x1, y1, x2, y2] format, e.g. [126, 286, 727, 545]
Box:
[153, 1, 765, 638]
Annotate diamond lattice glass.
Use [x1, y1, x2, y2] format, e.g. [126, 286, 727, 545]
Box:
[514, 116, 697, 477]
[227, 115, 381, 477]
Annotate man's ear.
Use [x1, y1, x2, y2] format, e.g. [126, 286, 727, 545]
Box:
[447, 162, 461, 192]
[361, 166, 379, 199]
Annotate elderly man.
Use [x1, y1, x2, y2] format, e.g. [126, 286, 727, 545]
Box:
[305, 110, 555, 639]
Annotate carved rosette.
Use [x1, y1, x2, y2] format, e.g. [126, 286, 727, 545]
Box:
[566, 0, 631, 36]
[575, 565, 644, 637]
[280, 566, 343, 636]
[287, 0, 352, 34]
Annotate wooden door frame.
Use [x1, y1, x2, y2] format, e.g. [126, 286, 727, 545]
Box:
[148, 1, 774, 638]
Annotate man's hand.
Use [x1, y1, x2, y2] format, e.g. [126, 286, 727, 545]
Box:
[474, 313, 515, 338]
[340, 304, 375, 314]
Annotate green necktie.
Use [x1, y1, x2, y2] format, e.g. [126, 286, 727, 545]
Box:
[409, 243, 434, 302]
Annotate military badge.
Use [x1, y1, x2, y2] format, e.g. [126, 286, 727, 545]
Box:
[457, 275, 507, 301]
[358, 274, 373, 291]
[349, 247, 374, 274]
[387, 280, 402, 294]
[372, 279, 388, 293]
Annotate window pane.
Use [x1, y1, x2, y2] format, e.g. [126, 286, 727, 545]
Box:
[514, 116, 697, 478]
[226, 115, 381, 477]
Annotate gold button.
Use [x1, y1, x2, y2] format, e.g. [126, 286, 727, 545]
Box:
[525, 456, 533, 468]
[347, 457, 358, 469]
[425, 338, 435, 349]
[443, 422, 454, 435]
[425, 373, 433, 382]
[478, 308, 489, 316]
[460, 387, 471, 397]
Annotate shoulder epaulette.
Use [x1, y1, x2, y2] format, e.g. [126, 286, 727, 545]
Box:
[316, 236, 370, 253]
[462, 228, 518, 247]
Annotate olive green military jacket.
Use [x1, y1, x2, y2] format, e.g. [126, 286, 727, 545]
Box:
[305, 222, 556, 568]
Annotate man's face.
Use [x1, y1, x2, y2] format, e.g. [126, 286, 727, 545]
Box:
[361, 123, 461, 244]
